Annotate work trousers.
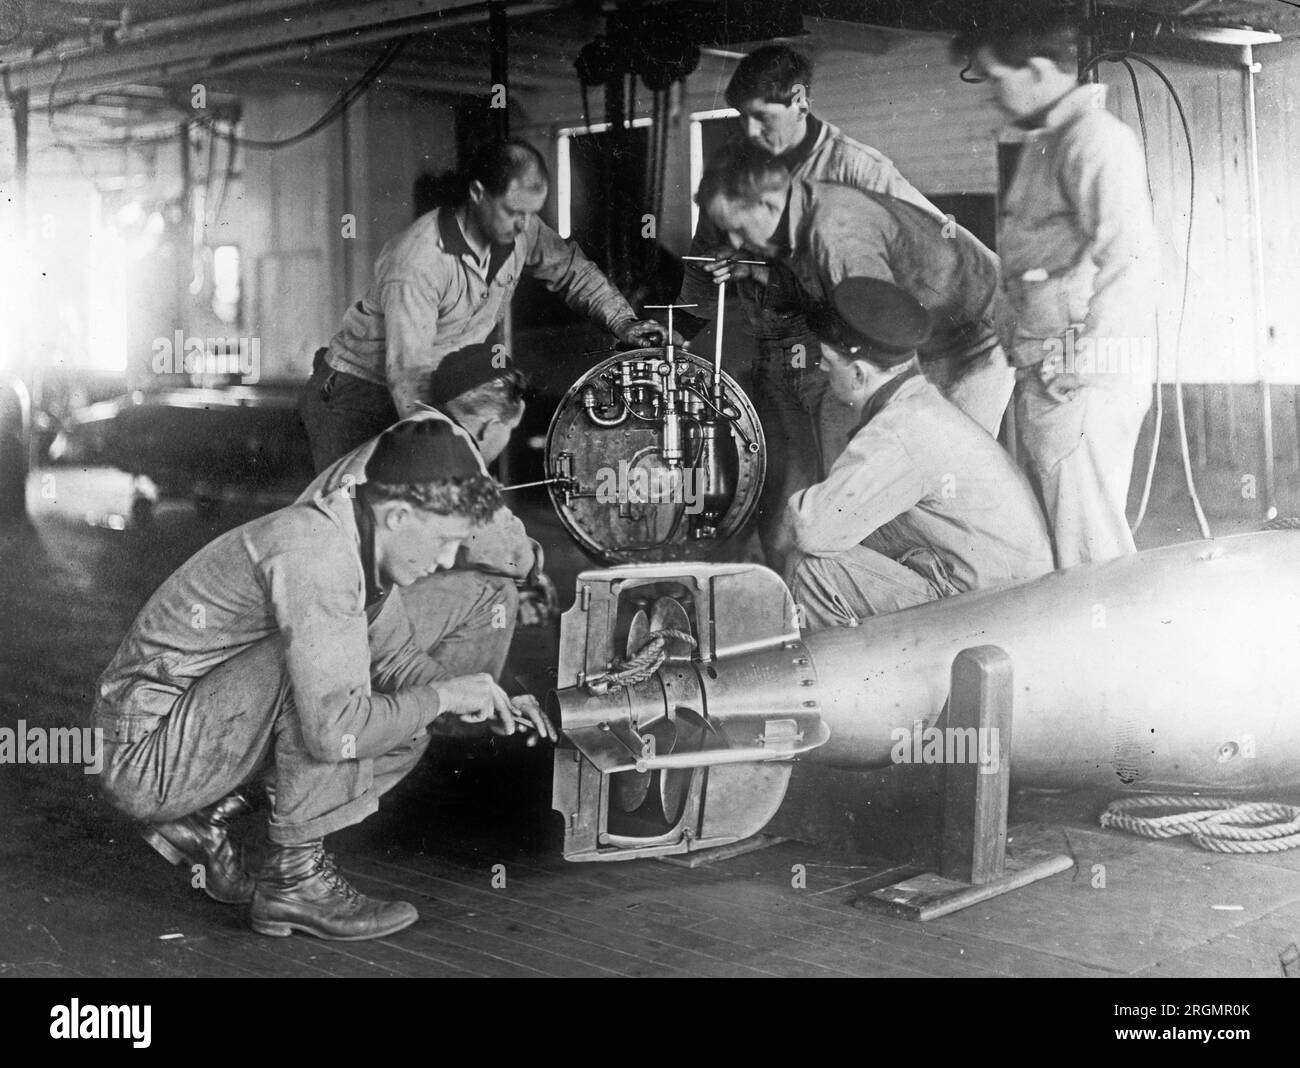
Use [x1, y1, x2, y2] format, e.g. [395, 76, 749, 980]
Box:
[786, 546, 942, 629]
[299, 354, 399, 474]
[95, 571, 518, 845]
[1014, 370, 1151, 569]
[748, 335, 828, 573]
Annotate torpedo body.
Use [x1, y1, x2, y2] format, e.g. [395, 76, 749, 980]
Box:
[548, 531, 1300, 861]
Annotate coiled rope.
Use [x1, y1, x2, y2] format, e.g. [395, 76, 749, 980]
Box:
[1100, 795, 1300, 853]
[583, 630, 696, 696]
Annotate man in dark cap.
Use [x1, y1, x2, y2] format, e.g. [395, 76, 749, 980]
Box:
[428, 339, 529, 468]
[93, 420, 555, 941]
[695, 140, 1013, 569]
[674, 45, 944, 569]
[312, 345, 551, 660]
[786, 279, 1052, 628]
[304, 341, 549, 684]
[427, 343, 558, 629]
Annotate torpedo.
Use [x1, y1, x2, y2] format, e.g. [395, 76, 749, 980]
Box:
[547, 530, 1300, 861]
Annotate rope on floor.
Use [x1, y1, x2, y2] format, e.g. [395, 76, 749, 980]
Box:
[583, 629, 697, 696]
[1100, 795, 1300, 853]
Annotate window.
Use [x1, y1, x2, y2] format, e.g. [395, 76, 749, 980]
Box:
[688, 109, 738, 234]
[555, 118, 654, 242]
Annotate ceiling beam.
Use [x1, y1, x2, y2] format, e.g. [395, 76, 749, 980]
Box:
[243, 63, 503, 98]
[306, 56, 572, 89]
[1, 0, 558, 102]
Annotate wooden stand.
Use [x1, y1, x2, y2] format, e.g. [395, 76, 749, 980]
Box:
[857, 645, 1073, 921]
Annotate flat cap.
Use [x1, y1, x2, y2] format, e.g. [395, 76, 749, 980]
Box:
[365, 419, 483, 484]
[429, 342, 513, 407]
[827, 277, 932, 365]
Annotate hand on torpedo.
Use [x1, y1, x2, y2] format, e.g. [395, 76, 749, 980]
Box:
[615, 318, 686, 350]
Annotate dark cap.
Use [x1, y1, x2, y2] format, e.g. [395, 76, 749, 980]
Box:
[365, 419, 483, 484]
[823, 277, 932, 366]
[429, 342, 513, 406]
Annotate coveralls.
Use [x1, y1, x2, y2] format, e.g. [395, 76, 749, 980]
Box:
[786, 366, 1053, 629]
[301, 406, 537, 671]
[999, 84, 1158, 568]
[92, 484, 497, 846]
[678, 116, 944, 562]
[301, 206, 640, 470]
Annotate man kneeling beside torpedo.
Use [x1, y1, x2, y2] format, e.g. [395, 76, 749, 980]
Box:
[786, 278, 1055, 627]
[90, 420, 554, 941]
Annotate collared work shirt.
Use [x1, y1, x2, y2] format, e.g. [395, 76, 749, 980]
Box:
[999, 84, 1158, 374]
[326, 208, 638, 413]
[788, 374, 1053, 593]
[782, 180, 1003, 362]
[95, 488, 443, 761]
[679, 116, 945, 336]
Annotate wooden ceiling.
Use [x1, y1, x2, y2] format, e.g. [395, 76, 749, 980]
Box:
[2, 0, 1297, 170]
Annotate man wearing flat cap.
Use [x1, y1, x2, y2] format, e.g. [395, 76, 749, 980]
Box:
[93, 420, 555, 941]
[786, 279, 1052, 627]
[304, 342, 550, 683]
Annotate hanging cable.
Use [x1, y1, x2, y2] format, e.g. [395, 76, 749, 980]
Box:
[1118, 56, 1165, 535]
[191, 36, 410, 151]
[1081, 49, 1211, 539]
[41, 37, 409, 152]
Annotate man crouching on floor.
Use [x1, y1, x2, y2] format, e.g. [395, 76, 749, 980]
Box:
[787, 277, 1054, 628]
[91, 419, 555, 941]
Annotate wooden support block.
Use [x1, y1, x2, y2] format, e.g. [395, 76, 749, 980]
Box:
[656, 834, 788, 869]
[857, 848, 1075, 921]
[849, 645, 1072, 922]
[939, 645, 1014, 886]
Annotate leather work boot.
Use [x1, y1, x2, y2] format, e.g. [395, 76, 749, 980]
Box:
[250, 841, 419, 941]
[141, 789, 257, 904]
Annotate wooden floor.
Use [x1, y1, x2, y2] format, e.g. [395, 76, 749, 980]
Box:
[2, 467, 1299, 978]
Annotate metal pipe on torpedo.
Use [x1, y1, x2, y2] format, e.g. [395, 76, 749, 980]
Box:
[642, 303, 692, 468]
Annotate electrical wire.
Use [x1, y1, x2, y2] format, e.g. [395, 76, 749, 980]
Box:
[1119, 56, 1164, 534]
[1081, 49, 1211, 540]
[37, 36, 409, 152]
[192, 36, 410, 151]
[621, 395, 659, 421]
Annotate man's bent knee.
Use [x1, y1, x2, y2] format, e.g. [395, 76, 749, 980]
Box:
[98, 773, 165, 822]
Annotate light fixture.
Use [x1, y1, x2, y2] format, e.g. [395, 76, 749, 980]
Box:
[1174, 26, 1282, 46]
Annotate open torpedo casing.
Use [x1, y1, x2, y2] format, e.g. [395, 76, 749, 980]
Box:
[549, 531, 1300, 860]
